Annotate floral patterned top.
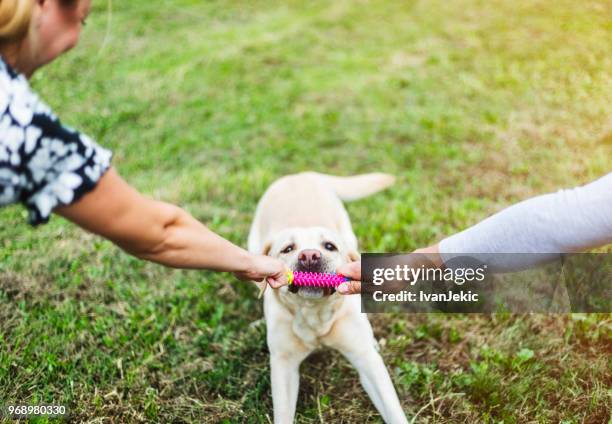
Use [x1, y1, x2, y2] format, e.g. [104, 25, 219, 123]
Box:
[0, 56, 112, 225]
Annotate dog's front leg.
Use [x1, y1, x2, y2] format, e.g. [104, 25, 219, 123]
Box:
[265, 296, 311, 423]
[346, 346, 409, 424]
[270, 351, 306, 424]
[325, 316, 409, 424]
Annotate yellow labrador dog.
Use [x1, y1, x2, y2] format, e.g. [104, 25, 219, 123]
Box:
[248, 172, 409, 424]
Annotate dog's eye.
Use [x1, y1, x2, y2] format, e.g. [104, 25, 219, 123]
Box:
[323, 242, 337, 251]
[281, 244, 295, 254]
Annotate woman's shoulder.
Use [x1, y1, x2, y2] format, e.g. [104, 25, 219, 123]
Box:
[0, 55, 18, 79]
[0, 54, 29, 96]
[0, 54, 112, 226]
[0, 55, 53, 124]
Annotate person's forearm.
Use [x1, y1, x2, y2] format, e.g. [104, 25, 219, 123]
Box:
[56, 169, 255, 273]
[438, 173, 612, 271]
[129, 204, 252, 272]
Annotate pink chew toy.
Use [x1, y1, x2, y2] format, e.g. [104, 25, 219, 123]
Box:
[287, 270, 349, 288]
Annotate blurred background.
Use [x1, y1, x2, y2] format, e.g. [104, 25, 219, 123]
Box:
[1, 0, 610, 422]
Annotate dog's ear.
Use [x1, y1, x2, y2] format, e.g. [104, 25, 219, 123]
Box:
[262, 240, 273, 256]
[255, 241, 274, 299]
[347, 249, 360, 262]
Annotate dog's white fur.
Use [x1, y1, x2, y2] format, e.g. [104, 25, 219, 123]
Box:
[248, 172, 409, 424]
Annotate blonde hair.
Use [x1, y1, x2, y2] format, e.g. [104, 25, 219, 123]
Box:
[0, 0, 36, 43]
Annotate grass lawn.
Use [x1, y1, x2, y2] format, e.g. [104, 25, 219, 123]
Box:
[1, 0, 611, 422]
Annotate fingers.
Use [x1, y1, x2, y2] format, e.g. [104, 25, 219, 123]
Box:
[243, 254, 288, 288]
[337, 261, 361, 281]
[267, 272, 288, 289]
[337, 280, 361, 295]
[335, 261, 361, 295]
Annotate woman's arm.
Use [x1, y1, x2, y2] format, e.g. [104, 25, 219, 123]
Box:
[55, 168, 287, 286]
[438, 172, 612, 270]
[337, 173, 612, 294]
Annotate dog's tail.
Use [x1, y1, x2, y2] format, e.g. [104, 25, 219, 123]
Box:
[305, 172, 395, 201]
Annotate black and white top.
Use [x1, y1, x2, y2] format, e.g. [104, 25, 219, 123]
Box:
[0, 56, 112, 225]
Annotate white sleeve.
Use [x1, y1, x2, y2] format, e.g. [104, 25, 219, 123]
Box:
[439, 173, 612, 271]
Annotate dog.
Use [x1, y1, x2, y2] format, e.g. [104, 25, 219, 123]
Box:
[248, 172, 409, 423]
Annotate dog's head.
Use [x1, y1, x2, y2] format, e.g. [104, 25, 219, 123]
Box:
[263, 226, 359, 299]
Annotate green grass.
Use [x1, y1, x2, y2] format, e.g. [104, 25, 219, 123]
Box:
[1, 0, 611, 422]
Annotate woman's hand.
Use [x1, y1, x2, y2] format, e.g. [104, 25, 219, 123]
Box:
[413, 244, 444, 267]
[336, 261, 362, 295]
[335, 245, 444, 295]
[234, 254, 288, 289]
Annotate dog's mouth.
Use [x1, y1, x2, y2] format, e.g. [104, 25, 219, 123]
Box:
[288, 263, 337, 297]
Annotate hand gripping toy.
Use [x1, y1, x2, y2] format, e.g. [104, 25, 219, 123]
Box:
[287, 270, 350, 288]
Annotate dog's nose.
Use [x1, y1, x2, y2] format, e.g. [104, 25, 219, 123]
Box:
[298, 249, 321, 268]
